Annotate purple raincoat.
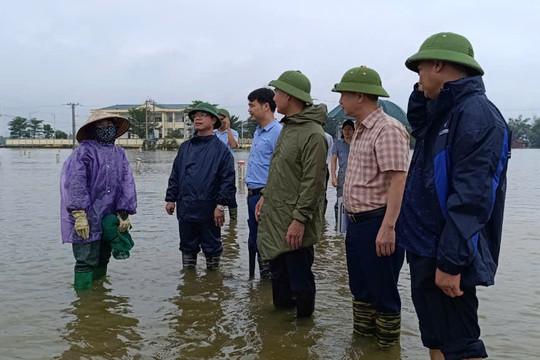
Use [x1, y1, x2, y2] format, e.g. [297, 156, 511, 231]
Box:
[60, 141, 137, 243]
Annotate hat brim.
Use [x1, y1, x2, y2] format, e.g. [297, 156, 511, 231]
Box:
[76, 116, 131, 142]
[332, 82, 390, 97]
[269, 79, 313, 105]
[405, 49, 484, 75]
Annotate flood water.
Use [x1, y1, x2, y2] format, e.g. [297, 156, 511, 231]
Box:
[0, 147, 538, 359]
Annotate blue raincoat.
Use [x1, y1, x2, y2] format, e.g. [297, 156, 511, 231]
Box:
[165, 134, 236, 221]
[398, 76, 510, 287]
[60, 140, 137, 243]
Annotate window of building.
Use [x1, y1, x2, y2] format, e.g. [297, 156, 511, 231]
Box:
[167, 113, 173, 123]
[175, 112, 184, 122]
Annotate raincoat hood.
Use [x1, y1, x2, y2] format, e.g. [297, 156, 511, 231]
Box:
[282, 104, 328, 127]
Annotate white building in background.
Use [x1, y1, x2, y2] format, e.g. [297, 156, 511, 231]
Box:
[91, 103, 191, 139]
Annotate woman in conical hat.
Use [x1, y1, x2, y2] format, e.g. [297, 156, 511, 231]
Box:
[60, 111, 137, 290]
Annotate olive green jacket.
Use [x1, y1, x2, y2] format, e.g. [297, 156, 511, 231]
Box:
[258, 104, 328, 260]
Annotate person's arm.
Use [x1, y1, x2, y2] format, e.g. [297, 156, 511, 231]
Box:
[165, 147, 182, 214]
[375, 171, 407, 257]
[287, 132, 328, 249]
[373, 124, 410, 257]
[116, 148, 137, 215]
[223, 118, 238, 149]
[216, 149, 237, 208]
[331, 154, 338, 187]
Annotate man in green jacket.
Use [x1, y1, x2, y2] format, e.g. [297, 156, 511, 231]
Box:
[255, 70, 328, 317]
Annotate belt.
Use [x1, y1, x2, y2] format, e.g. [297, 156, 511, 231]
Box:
[347, 206, 386, 223]
[248, 188, 263, 196]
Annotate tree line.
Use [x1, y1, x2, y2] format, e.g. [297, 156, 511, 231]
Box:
[507, 115, 540, 147]
[8, 116, 68, 139]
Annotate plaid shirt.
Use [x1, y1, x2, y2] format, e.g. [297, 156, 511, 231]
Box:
[344, 107, 410, 213]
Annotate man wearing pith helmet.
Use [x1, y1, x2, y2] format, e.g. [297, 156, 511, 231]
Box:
[255, 70, 328, 318]
[333, 66, 410, 348]
[165, 102, 237, 271]
[398, 32, 511, 360]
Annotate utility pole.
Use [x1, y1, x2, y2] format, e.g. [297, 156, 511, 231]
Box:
[66, 103, 80, 149]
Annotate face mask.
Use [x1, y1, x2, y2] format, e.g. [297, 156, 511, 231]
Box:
[95, 126, 117, 144]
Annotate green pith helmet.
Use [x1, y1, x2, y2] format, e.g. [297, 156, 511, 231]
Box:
[188, 102, 221, 129]
[217, 108, 231, 118]
[405, 32, 484, 75]
[332, 66, 389, 98]
[269, 70, 313, 105]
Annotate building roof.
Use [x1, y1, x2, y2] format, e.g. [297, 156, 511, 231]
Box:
[327, 99, 410, 127]
[98, 103, 191, 111]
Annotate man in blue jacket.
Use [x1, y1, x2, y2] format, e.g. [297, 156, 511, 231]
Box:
[398, 32, 511, 360]
[165, 102, 237, 270]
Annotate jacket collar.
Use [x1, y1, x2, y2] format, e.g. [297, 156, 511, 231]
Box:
[432, 75, 485, 116]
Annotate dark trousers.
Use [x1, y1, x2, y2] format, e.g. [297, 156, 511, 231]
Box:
[178, 220, 222, 256]
[72, 240, 112, 273]
[247, 193, 261, 252]
[408, 252, 488, 360]
[345, 216, 404, 313]
[269, 246, 315, 307]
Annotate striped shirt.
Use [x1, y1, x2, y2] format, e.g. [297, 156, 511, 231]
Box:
[343, 107, 410, 213]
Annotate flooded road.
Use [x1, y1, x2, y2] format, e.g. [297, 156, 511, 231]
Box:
[0, 147, 538, 359]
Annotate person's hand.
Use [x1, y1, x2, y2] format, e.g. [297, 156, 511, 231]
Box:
[72, 210, 89, 239]
[214, 205, 225, 227]
[166, 202, 175, 215]
[223, 117, 230, 129]
[375, 224, 395, 257]
[117, 214, 131, 232]
[435, 268, 464, 298]
[332, 175, 338, 187]
[255, 196, 264, 222]
[286, 220, 305, 250]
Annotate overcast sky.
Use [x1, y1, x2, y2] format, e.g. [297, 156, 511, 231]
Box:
[1, 0, 539, 136]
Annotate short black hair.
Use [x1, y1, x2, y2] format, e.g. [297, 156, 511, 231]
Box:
[248, 88, 276, 112]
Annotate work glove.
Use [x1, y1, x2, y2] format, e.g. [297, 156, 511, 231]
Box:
[117, 210, 131, 233]
[72, 210, 89, 239]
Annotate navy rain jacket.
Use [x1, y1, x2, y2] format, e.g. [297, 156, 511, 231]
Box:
[165, 134, 237, 221]
[399, 76, 511, 288]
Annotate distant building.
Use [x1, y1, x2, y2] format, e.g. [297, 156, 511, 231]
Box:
[92, 103, 191, 139]
[512, 139, 529, 149]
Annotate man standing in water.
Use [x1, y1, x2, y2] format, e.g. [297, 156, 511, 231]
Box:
[399, 32, 511, 360]
[215, 108, 239, 220]
[165, 102, 236, 270]
[256, 70, 328, 317]
[245, 88, 282, 279]
[60, 112, 137, 290]
[333, 66, 410, 348]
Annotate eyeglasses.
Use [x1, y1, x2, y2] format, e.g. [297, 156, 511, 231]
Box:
[192, 112, 211, 119]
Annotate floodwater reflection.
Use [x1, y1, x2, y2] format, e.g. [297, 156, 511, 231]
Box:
[59, 282, 142, 359]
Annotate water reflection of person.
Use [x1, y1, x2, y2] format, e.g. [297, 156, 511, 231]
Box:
[60, 283, 141, 359]
[166, 271, 228, 358]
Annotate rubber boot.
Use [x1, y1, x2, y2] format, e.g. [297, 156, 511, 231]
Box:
[206, 255, 220, 270]
[249, 249, 256, 278]
[296, 297, 315, 318]
[353, 300, 376, 336]
[182, 253, 197, 269]
[74, 271, 93, 290]
[375, 312, 401, 349]
[92, 266, 107, 280]
[257, 253, 270, 279]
